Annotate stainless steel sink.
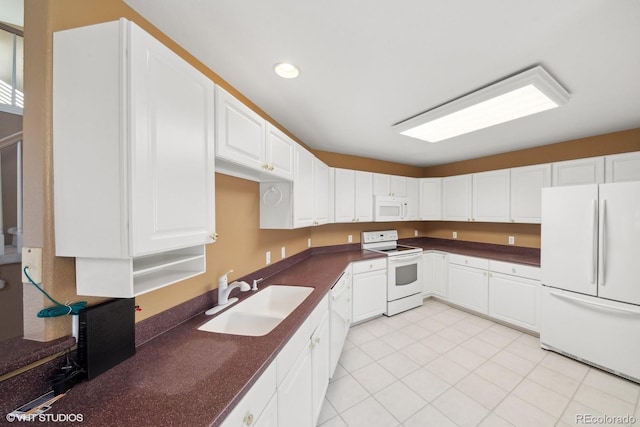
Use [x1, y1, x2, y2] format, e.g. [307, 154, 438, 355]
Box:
[198, 285, 314, 336]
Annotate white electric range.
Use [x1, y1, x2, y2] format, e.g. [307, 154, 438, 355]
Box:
[361, 230, 424, 316]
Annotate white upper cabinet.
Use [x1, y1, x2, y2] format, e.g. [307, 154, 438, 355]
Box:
[265, 123, 295, 181]
[334, 169, 373, 223]
[215, 85, 265, 171]
[406, 177, 420, 220]
[472, 169, 511, 222]
[419, 178, 442, 220]
[552, 157, 605, 186]
[442, 174, 472, 221]
[510, 164, 551, 223]
[53, 19, 215, 297]
[354, 171, 374, 222]
[312, 157, 330, 226]
[605, 151, 640, 183]
[373, 173, 407, 197]
[215, 86, 294, 181]
[293, 145, 316, 228]
[259, 146, 329, 229]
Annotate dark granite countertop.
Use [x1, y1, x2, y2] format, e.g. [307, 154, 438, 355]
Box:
[51, 249, 382, 427]
[47, 239, 539, 426]
[0, 335, 76, 378]
[401, 237, 540, 267]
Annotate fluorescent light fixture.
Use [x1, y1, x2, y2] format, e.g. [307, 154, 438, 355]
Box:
[394, 65, 570, 142]
[274, 62, 300, 79]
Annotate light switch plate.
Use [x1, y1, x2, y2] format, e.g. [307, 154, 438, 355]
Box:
[22, 247, 43, 284]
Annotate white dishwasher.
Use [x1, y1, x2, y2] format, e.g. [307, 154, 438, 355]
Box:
[329, 270, 351, 378]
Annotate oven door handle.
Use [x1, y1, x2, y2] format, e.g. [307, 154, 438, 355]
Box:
[387, 252, 423, 264]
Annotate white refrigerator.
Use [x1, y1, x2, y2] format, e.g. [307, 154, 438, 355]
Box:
[540, 181, 640, 383]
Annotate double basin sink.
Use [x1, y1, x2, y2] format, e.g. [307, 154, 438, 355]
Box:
[198, 285, 314, 336]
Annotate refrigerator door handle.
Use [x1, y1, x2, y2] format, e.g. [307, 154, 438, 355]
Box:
[598, 200, 606, 286]
[590, 199, 598, 285]
[549, 290, 640, 315]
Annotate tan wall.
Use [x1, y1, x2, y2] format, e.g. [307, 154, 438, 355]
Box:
[23, 0, 640, 340]
[423, 128, 640, 176]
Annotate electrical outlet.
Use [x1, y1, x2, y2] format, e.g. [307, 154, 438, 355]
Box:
[508, 236, 515, 245]
[281, 246, 286, 258]
[266, 251, 271, 265]
[22, 247, 43, 284]
[348, 235, 353, 243]
[452, 231, 458, 239]
[414, 230, 418, 237]
[307, 238, 311, 248]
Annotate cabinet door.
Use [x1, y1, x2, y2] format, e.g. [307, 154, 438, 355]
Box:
[352, 270, 387, 323]
[552, 157, 604, 186]
[293, 146, 315, 228]
[432, 253, 448, 298]
[278, 343, 313, 427]
[472, 169, 510, 222]
[373, 173, 391, 196]
[423, 253, 434, 296]
[215, 86, 265, 170]
[605, 151, 640, 183]
[311, 311, 330, 426]
[129, 23, 215, 256]
[406, 178, 419, 220]
[489, 272, 539, 331]
[419, 178, 442, 220]
[510, 164, 551, 223]
[354, 171, 373, 222]
[390, 175, 407, 197]
[313, 158, 330, 225]
[447, 264, 488, 313]
[442, 174, 472, 221]
[265, 122, 294, 180]
[334, 169, 356, 223]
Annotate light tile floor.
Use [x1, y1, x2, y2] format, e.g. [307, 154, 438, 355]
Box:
[319, 299, 640, 427]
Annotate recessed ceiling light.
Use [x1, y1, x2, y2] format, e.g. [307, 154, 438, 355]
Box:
[393, 65, 570, 142]
[274, 62, 300, 79]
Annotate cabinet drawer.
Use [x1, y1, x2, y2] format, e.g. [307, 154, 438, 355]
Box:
[490, 260, 540, 280]
[448, 254, 488, 270]
[221, 361, 276, 427]
[352, 258, 387, 274]
[277, 316, 312, 385]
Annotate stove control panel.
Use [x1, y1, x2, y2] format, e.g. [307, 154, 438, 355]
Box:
[361, 230, 398, 244]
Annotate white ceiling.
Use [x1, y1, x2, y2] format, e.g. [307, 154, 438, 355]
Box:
[124, 0, 640, 167]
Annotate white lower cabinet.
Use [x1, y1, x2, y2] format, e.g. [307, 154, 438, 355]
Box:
[447, 255, 489, 314]
[278, 342, 312, 427]
[351, 259, 387, 323]
[277, 294, 329, 427]
[311, 310, 330, 425]
[423, 252, 447, 298]
[489, 261, 540, 332]
[220, 362, 277, 427]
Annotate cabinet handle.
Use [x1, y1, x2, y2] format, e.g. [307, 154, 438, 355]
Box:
[211, 233, 218, 241]
[310, 342, 316, 350]
[511, 268, 516, 273]
[315, 337, 321, 344]
[243, 413, 254, 426]
[268, 165, 274, 171]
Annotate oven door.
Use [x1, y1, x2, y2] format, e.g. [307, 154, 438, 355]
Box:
[387, 252, 423, 301]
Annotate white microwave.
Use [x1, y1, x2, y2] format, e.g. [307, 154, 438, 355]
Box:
[374, 196, 408, 221]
